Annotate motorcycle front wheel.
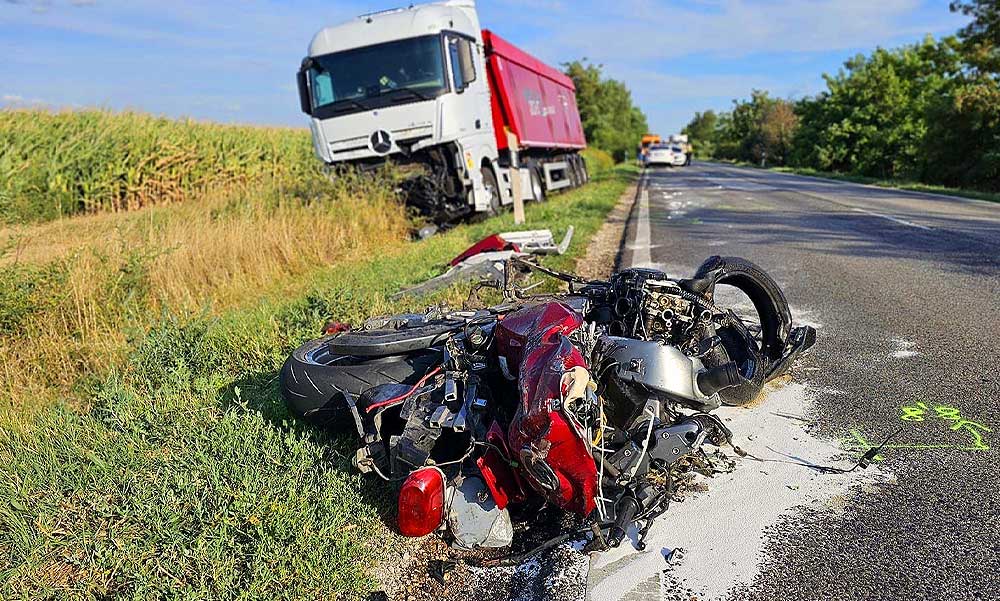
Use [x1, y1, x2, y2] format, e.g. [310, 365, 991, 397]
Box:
[683, 256, 793, 406]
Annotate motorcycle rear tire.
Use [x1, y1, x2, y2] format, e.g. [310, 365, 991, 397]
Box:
[280, 335, 441, 432]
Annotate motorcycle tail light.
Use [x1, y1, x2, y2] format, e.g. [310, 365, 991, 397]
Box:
[397, 467, 445, 537]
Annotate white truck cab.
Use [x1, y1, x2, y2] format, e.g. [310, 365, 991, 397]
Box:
[297, 1, 500, 218]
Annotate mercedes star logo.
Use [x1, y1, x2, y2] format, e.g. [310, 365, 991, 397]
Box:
[369, 130, 392, 154]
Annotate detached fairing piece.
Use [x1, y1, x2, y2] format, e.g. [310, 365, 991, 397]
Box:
[393, 227, 573, 299]
[280, 256, 816, 551]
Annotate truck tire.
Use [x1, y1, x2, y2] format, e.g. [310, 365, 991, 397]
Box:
[579, 157, 589, 183]
[568, 157, 581, 188]
[529, 167, 546, 202]
[481, 166, 502, 216]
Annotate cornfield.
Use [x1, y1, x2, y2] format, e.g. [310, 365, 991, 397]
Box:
[0, 108, 315, 223]
[0, 108, 414, 411]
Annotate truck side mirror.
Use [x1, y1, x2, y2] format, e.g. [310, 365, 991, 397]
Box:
[297, 57, 316, 115]
[449, 37, 477, 93]
[458, 39, 476, 86]
[297, 69, 312, 115]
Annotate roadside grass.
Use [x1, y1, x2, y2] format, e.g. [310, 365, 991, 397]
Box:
[0, 109, 313, 223]
[0, 164, 635, 600]
[1, 170, 408, 412]
[709, 159, 1000, 204]
[581, 147, 615, 175]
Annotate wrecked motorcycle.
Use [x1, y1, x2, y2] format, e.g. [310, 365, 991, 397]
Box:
[280, 256, 816, 551]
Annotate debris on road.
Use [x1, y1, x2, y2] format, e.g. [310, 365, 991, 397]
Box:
[393, 228, 573, 298]
[588, 382, 892, 601]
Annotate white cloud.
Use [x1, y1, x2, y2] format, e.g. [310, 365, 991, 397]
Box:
[494, 0, 968, 133]
[530, 0, 962, 62]
[1, 92, 49, 106]
[0, 0, 364, 51]
[0, 0, 971, 133]
[2, 0, 94, 12]
[615, 68, 787, 100]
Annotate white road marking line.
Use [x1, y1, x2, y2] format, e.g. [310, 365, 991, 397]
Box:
[632, 176, 652, 268]
[851, 207, 932, 231]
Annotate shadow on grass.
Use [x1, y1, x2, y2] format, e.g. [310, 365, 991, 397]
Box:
[216, 368, 400, 529]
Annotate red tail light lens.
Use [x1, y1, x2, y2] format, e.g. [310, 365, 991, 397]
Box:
[397, 467, 445, 537]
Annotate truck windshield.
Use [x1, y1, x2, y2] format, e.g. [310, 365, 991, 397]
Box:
[307, 35, 446, 118]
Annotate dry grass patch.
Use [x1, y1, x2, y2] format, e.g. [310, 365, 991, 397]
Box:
[0, 172, 409, 412]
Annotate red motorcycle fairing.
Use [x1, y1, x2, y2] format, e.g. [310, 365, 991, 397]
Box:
[496, 302, 599, 515]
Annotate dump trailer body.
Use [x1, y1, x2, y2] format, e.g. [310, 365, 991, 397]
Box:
[483, 30, 586, 152]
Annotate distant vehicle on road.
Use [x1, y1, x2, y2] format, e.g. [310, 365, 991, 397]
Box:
[670, 145, 687, 166]
[645, 144, 686, 167]
[638, 133, 661, 164]
[668, 134, 692, 166]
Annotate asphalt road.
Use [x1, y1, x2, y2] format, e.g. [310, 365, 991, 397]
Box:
[617, 162, 1000, 600]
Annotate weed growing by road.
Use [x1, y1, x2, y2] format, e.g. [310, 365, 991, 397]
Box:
[0, 169, 407, 411]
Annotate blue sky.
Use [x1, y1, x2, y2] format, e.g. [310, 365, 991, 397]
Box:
[0, 0, 967, 134]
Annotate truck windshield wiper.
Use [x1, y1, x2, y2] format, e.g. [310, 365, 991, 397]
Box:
[387, 87, 434, 101]
[329, 98, 369, 114]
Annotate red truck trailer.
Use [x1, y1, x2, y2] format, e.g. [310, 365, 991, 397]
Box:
[483, 30, 588, 199]
[298, 1, 589, 220]
[484, 30, 586, 153]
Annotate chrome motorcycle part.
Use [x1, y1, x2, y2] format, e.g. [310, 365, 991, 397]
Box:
[601, 336, 721, 411]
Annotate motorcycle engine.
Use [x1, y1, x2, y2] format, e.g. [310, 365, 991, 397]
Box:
[607, 268, 713, 352]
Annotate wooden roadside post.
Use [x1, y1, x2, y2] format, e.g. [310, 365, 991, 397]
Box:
[506, 129, 525, 224]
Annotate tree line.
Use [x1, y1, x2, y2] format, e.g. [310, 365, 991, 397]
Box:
[683, 0, 1000, 192]
[564, 60, 650, 163]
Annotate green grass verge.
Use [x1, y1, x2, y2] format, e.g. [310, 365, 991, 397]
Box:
[709, 160, 1000, 204]
[0, 164, 635, 601]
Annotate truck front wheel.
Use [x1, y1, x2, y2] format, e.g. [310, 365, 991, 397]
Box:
[480, 166, 502, 216]
[570, 155, 586, 186]
[568, 158, 581, 188]
[530, 168, 545, 202]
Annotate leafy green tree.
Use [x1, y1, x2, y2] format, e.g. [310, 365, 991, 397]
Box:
[683, 4, 1000, 191]
[758, 98, 798, 165]
[564, 60, 649, 162]
[706, 90, 798, 166]
[682, 110, 718, 158]
[789, 36, 962, 180]
[934, 0, 1000, 189]
[951, 0, 1000, 73]
[923, 78, 1000, 189]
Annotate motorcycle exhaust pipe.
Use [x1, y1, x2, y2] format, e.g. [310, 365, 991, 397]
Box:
[697, 362, 746, 397]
